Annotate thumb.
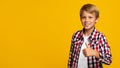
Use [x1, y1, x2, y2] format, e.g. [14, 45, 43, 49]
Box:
[85, 43, 90, 48]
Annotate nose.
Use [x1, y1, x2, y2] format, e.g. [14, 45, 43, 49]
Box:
[85, 17, 89, 22]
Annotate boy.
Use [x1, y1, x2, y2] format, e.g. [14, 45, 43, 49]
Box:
[68, 4, 112, 68]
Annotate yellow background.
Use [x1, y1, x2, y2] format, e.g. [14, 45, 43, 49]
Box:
[0, 0, 119, 68]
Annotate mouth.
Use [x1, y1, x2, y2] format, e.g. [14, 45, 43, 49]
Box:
[84, 23, 89, 27]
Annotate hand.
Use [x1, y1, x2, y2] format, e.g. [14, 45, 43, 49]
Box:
[83, 43, 94, 57]
[83, 43, 100, 59]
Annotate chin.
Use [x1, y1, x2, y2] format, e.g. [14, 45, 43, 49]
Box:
[84, 27, 90, 30]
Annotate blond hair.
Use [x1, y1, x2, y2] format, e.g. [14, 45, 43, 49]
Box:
[80, 4, 99, 19]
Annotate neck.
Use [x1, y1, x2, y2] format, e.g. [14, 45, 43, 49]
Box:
[84, 27, 94, 36]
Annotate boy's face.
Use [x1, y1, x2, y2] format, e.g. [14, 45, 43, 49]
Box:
[81, 11, 98, 30]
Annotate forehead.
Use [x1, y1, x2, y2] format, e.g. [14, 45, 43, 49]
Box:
[81, 11, 96, 16]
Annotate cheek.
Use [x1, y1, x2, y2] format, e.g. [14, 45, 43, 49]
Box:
[91, 19, 97, 23]
[93, 18, 98, 22]
[81, 19, 85, 23]
[91, 21, 96, 25]
[80, 19, 84, 24]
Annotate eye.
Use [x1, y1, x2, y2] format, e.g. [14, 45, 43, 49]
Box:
[88, 16, 93, 19]
[81, 16, 86, 19]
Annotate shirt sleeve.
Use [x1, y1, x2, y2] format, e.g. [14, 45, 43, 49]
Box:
[68, 33, 75, 68]
[97, 34, 112, 65]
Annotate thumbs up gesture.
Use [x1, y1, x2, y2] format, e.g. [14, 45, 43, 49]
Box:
[83, 43, 100, 59]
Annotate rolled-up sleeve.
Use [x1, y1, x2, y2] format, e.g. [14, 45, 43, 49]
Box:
[97, 34, 112, 65]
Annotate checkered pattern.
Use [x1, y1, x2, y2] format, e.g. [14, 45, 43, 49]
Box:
[68, 28, 112, 68]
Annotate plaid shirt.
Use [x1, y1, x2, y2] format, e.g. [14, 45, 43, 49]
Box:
[68, 28, 112, 68]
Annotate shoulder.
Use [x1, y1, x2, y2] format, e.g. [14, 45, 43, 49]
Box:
[97, 30, 106, 38]
[71, 30, 82, 41]
[72, 30, 82, 38]
[73, 30, 82, 35]
[95, 30, 107, 41]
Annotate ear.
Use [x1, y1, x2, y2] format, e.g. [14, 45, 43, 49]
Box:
[95, 18, 99, 23]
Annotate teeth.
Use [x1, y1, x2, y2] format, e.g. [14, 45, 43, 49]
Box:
[85, 24, 89, 26]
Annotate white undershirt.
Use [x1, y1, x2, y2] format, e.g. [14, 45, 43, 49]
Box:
[77, 36, 89, 68]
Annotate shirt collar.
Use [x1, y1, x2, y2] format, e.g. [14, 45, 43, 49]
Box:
[81, 27, 97, 42]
